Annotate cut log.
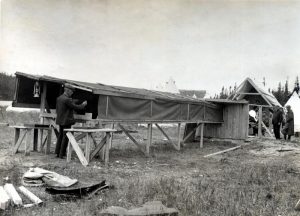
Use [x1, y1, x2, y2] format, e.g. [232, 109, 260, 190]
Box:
[204, 145, 241, 158]
[19, 186, 42, 205]
[4, 184, 22, 205]
[0, 186, 10, 210]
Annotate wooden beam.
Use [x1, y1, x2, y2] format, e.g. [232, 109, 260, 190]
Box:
[155, 123, 179, 150]
[200, 123, 204, 148]
[66, 132, 88, 166]
[19, 186, 42, 205]
[90, 135, 107, 160]
[24, 129, 31, 156]
[177, 123, 181, 150]
[85, 133, 91, 163]
[0, 186, 10, 210]
[118, 123, 146, 154]
[183, 123, 200, 143]
[67, 140, 72, 162]
[105, 133, 111, 166]
[262, 121, 274, 138]
[146, 123, 152, 156]
[4, 184, 22, 206]
[204, 145, 241, 158]
[258, 106, 262, 138]
[13, 130, 27, 154]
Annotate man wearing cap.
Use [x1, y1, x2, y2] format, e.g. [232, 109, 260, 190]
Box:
[55, 84, 87, 158]
[282, 105, 294, 141]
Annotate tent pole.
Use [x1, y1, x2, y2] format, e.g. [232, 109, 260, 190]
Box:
[258, 106, 263, 138]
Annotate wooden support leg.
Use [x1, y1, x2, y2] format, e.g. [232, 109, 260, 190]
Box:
[33, 129, 38, 151]
[24, 129, 31, 156]
[146, 123, 152, 156]
[90, 136, 107, 160]
[13, 130, 27, 154]
[14, 128, 20, 146]
[105, 133, 111, 166]
[200, 123, 204, 149]
[67, 139, 72, 162]
[45, 129, 52, 154]
[66, 132, 88, 166]
[155, 123, 179, 151]
[39, 130, 44, 151]
[258, 106, 262, 138]
[177, 123, 181, 150]
[85, 133, 91, 163]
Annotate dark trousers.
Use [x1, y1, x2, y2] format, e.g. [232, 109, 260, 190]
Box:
[273, 124, 281, 139]
[284, 135, 291, 140]
[55, 125, 71, 158]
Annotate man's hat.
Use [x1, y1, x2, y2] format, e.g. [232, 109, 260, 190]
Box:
[64, 83, 75, 91]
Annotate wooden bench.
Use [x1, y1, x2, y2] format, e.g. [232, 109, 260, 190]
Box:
[10, 124, 52, 155]
[64, 128, 117, 167]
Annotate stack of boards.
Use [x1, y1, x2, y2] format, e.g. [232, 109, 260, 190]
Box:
[0, 184, 42, 210]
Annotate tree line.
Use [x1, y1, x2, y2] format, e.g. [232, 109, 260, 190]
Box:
[214, 77, 300, 106]
[0, 72, 16, 100]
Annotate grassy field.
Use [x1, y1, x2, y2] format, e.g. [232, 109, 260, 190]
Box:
[1, 110, 300, 215]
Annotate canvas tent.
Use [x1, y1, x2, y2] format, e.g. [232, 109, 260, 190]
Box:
[285, 91, 300, 132]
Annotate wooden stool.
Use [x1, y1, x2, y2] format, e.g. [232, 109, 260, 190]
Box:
[64, 128, 116, 167]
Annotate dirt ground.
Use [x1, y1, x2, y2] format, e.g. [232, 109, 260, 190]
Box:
[1, 122, 300, 215]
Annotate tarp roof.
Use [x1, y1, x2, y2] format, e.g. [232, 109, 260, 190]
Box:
[16, 72, 212, 105]
[227, 77, 281, 107]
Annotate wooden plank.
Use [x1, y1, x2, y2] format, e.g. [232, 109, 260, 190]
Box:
[13, 130, 27, 154]
[14, 128, 20, 146]
[66, 132, 88, 166]
[200, 123, 204, 148]
[90, 136, 107, 160]
[0, 186, 10, 210]
[146, 123, 152, 156]
[4, 184, 22, 205]
[46, 128, 52, 154]
[177, 123, 181, 150]
[155, 123, 179, 150]
[105, 133, 111, 166]
[64, 128, 117, 133]
[258, 106, 262, 138]
[67, 139, 72, 162]
[18, 186, 42, 205]
[204, 145, 241, 158]
[118, 123, 146, 154]
[33, 129, 38, 151]
[25, 129, 31, 156]
[85, 133, 91, 163]
[262, 121, 274, 138]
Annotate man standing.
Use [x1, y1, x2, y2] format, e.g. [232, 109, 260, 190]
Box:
[55, 84, 87, 158]
[282, 105, 294, 141]
[272, 106, 283, 140]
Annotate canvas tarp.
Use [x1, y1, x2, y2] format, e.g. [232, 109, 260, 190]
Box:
[285, 92, 300, 132]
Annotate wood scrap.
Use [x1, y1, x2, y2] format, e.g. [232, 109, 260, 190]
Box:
[204, 145, 241, 158]
[19, 186, 43, 205]
[0, 186, 10, 210]
[4, 184, 22, 206]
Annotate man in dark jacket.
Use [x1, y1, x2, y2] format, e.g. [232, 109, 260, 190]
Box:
[272, 106, 283, 139]
[282, 105, 294, 141]
[55, 84, 87, 158]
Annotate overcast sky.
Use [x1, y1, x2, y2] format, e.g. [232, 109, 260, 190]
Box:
[1, 0, 300, 96]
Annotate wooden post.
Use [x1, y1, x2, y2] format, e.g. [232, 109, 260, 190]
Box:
[67, 139, 72, 162]
[200, 123, 204, 148]
[25, 129, 31, 156]
[45, 129, 52, 154]
[177, 123, 181, 150]
[105, 133, 111, 166]
[85, 133, 91, 163]
[39, 82, 47, 149]
[33, 129, 38, 151]
[258, 106, 262, 138]
[14, 128, 20, 146]
[146, 123, 152, 156]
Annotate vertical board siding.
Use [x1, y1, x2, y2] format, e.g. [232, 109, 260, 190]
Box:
[203, 104, 248, 140]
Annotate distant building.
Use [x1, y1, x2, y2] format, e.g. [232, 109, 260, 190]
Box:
[179, 90, 206, 99]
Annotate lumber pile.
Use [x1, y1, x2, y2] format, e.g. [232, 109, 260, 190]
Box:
[0, 183, 42, 210]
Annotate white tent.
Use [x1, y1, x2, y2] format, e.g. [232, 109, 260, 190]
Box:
[285, 91, 300, 132]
